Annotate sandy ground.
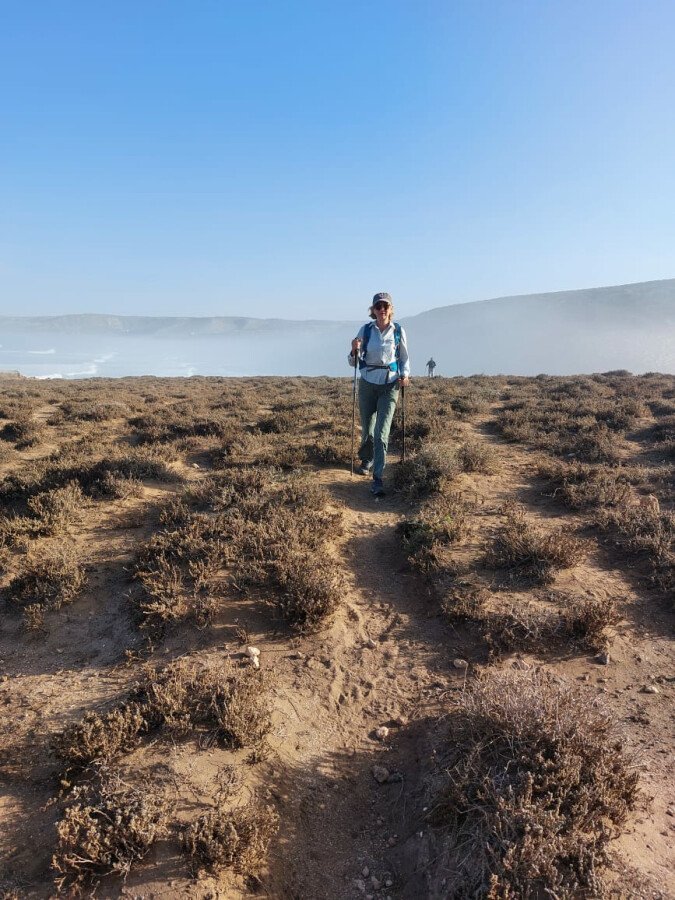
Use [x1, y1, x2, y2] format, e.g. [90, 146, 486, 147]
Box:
[0, 401, 673, 898]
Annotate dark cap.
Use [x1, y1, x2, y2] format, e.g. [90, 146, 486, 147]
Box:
[372, 292, 392, 304]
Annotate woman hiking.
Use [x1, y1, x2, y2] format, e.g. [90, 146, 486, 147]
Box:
[348, 292, 410, 496]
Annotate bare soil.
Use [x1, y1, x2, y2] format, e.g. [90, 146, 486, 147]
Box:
[0, 374, 673, 899]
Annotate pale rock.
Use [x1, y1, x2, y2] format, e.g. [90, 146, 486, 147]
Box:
[375, 726, 390, 741]
[246, 646, 260, 658]
[642, 684, 659, 694]
[453, 658, 468, 669]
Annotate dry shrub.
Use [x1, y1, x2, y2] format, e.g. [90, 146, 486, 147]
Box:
[0, 415, 43, 448]
[59, 400, 123, 422]
[209, 472, 345, 632]
[27, 481, 84, 534]
[429, 670, 639, 898]
[52, 773, 169, 892]
[597, 500, 674, 562]
[484, 595, 618, 656]
[0, 447, 178, 510]
[140, 661, 272, 749]
[539, 460, 633, 509]
[5, 546, 87, 620]
[271, 551, 343, 631]
[457, 440, 498, 474]
[399, 493, 470, 578]
[394, 443, 461, 499]
[53, 661, 272, 770]
[181, 799, 279, 877]
[485, 505, 587, 583]
[441, 583, 490, 621]
[133, 514, 226, 630]
[52, 703, 147, 769]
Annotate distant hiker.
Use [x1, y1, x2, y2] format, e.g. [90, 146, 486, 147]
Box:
[426, 357, 436, 377]
[348, 292, 410, 497]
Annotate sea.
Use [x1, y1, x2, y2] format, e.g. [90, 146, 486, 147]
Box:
[0, 331, 353, 380]
[0, 328, 671, 380]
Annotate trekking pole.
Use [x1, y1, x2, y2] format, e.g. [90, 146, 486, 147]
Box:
[350, 352, 358, 476]
[401, 383, 406, 463]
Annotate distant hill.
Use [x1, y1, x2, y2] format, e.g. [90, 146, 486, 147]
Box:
[403, 279, 674, 375]
[1, 279, 673, 375]
[0, 313, 350, 336]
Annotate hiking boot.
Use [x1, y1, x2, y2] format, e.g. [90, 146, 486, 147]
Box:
[356, 462, 372, 476]
[370, 477, 385, 497]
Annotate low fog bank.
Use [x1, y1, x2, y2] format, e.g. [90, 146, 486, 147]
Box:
[1, 279, 672, 377]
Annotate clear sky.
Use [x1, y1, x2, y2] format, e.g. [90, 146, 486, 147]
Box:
[1, 0, 674, 320]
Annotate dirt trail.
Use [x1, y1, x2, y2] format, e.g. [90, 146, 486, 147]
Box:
[255, 467, 467, 899]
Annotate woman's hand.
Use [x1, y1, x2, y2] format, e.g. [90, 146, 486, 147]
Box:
[400, 376, 410, 387]
[351, 338, 362, 354]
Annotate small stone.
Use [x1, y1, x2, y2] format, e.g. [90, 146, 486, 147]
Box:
[376, 816, 384, 825]
[372, 765, 390, 784]
[365, 638, 377, 649]
[362, 867, 370, 878]
[251, 656, 260, 669]
[387, 835, 397, 846]
[453, 658, 468, 669]
[354, 879, 366, 893]
[385, 878, 394, 888]
[192, 462, 200, 469]
[374, 726, 389, 741]
[642, 684, 659, 694]
[371, 877, 382, 891]
[246, 646, 260, 658]
[596, 650, 610, 665]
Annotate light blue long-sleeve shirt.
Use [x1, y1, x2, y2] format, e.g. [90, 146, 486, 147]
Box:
[347, 321, 410, 384]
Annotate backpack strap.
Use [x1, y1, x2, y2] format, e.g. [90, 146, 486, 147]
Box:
[359, 321, 402, 379]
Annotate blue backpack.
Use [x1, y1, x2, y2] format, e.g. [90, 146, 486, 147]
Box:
[359, 321, 402, 377]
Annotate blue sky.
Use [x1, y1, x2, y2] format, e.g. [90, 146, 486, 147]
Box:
[1, 0, 674, 319]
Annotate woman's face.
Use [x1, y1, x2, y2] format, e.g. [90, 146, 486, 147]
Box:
[374, 302, 392, 326]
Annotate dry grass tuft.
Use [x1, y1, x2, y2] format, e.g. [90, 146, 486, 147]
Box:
[181, 798, 279, 877]
[429, 670, 639, 898]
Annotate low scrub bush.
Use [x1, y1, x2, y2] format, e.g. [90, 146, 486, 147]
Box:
[485, 505, 587, 583]
[539, 460, 633, 509]
[456, 440, 498, 474]
[5, 546, 87, 624]
[597, 500, 674, 562]
[398, 493, 470, 578]
[428, 670, 639, 898]
[181, 799, 279, 877]
[0, 415, 43, 448]
[52, 661, 272, 770]
[52, 703, 147, 769]
[484, 595, 618, 656]
[52, 773, 169, 892]
[394, 443, 462, 499]
[26, 482, 84, 534]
